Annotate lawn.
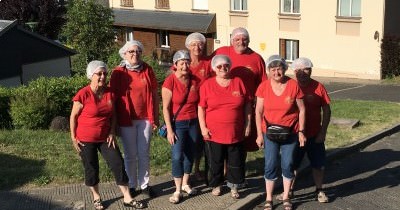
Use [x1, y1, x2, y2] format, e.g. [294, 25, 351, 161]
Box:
[0, 99, 399, 190]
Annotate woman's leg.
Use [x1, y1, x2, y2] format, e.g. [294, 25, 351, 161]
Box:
[135, 120, 152, 190]
[120, 124, 138, 189]
[263, 136, 280, 201]
[280, 135, 298, 200]
[206, 141, 225, 188]
[226, 142, 245, 187]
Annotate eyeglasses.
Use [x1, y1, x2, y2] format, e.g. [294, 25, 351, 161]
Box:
[216, 64, 230, 69]
[127, 50, 142, 54]
[297, 68, 312, 73]
[93, 72, 107, 77]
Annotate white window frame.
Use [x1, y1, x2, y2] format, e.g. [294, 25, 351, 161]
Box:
[193, 0, 208, 10]
[160, 30, 170, 48]
[280, 0, 300, 14]
[280, 39, 299, 62]
[230, 0, 247, 11]
[338, 0, 361, 17]
[125, 28, 134, 42]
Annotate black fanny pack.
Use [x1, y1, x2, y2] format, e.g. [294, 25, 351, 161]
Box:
[266, 124, 292, 142]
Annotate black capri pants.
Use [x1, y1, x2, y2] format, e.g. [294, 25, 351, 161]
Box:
[79, 142, 128, 186]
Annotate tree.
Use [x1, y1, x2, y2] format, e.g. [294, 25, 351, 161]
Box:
[0, 0, 66, 39]
[61, 0, 115, 75]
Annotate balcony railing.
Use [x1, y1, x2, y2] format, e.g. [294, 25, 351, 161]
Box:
[121, 0, 133, 7]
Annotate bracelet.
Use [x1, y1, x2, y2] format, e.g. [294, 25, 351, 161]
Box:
[298, 130, 305, 133]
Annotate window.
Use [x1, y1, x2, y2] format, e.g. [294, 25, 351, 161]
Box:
[155, 0, 169, 9]
[281, 0, 300, 14]
[231, 0, 247, 11]
[160, 30, 170, 48]
[120, 0, 133, 7]
[338, 0, 361, 17]
[193, 0, 208, 10]
[279, 39, 299, 62]
[125, 28, 134, 42]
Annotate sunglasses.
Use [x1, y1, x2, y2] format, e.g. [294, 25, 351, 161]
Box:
[127, 50, 142, 54]
[297, 68, 312, 73]
[93, 72, 107, 77]
[216, 64, 230, 69]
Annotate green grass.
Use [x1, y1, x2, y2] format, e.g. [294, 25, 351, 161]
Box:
[1, 99, 399, 190]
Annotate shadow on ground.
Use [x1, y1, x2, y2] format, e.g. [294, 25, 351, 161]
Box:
[0, 153, 46, 190]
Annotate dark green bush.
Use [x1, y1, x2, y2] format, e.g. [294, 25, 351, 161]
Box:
[10, 76, 88, 129]
[0, 87, 13, 129]
[381, 35, 400, 78]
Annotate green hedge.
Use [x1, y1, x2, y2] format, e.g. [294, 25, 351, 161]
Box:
[10, 76, 88, 129]
[381, 35, 400, 78]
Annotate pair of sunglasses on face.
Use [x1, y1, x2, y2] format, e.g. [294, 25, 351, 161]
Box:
[216, 64, 230, 70]
[93, 72, 107, 77]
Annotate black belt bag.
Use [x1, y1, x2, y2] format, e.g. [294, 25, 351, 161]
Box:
[266, 124, 292, 143]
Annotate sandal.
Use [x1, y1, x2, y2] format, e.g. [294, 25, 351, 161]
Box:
[123, 199, 144, 209]
[169, 191, 182, 204]
[282, 199, 293, 210]
[93, 199, 104, 210]
[181, 184, 197, 196]
[264, 200, 273, 210]
[275, 189, 294, 201]
[317, 190, 329, 203]
[211, 186, 221, 196]
[230, 188, 240, 199]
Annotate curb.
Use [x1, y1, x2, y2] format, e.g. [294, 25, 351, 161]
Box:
[229, 123, 400, 210]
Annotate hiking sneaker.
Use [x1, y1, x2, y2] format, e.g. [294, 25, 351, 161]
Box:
[317, 191, 329, 203]
[141, 186, 155, 198]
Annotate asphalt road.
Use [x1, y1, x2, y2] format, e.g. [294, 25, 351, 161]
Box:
[324, 83, 400, 102]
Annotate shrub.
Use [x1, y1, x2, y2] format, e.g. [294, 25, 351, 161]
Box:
[10, 76, 88, 129]
[0, 87, 13, 129]
[381, 35, 400, 78]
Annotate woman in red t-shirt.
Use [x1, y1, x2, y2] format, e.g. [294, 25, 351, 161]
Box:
[162, 50, 201, 204]
[198, 55, 252, 199]
[185, 32, 213, 181]
[255, 55, 306, 210]
[109, 40, 159, 198]
[70, 61, 143, 209]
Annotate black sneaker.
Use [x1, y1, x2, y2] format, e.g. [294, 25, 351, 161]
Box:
[129, 188, 139, 197]
[141, 186, 155, 198]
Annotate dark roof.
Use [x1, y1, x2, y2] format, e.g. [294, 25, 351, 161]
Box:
[0, 19, 76, 55]
[113, 9, 216, 33]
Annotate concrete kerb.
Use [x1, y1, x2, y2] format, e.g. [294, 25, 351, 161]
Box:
[228, 123, 400, 210]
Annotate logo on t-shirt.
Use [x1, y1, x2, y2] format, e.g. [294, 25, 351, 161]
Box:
[285, 96, 295, 104]
[232, 91, 241, 97]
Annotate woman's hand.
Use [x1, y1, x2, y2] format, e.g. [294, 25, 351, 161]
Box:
[298, 132, 307, 147]
[71, 137, 84, 153]
[256, 135, 264, 149]
[167, 131, 177, 145]
[201, 127, 211, 139]
[107, 134, 116, 148]
[244, 125, 251, 137]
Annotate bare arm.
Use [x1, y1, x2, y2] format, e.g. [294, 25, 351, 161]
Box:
[153, 89, 160, 128]
[70, 101, 84, 152]
[255, 97, 264, 148]
[161, 87, 176, 145]
[316, 104, 331, 143]
[244, 101, 252, 137]
[198, 106, 210, 139]
[107, 105, 117, 148]
[296, 98, 307, 147]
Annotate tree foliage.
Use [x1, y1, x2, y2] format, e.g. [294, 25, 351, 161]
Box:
[0, 0, 66, 39]
[61, 0, 115, 75]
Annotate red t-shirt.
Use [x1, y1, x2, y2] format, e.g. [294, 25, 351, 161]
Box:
[190, 59, 213, 86]
[300, 79, 331, 138]
[199, 77, 250, 144]
[162, 74, 200, 121]
[109, 63, 158, 126]
[73, 86, 113, 142]
[214, 46, 267, 96]
[256, 78, 304, 133]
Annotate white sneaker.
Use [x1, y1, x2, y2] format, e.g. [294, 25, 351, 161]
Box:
[317, 191, 329, 203]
